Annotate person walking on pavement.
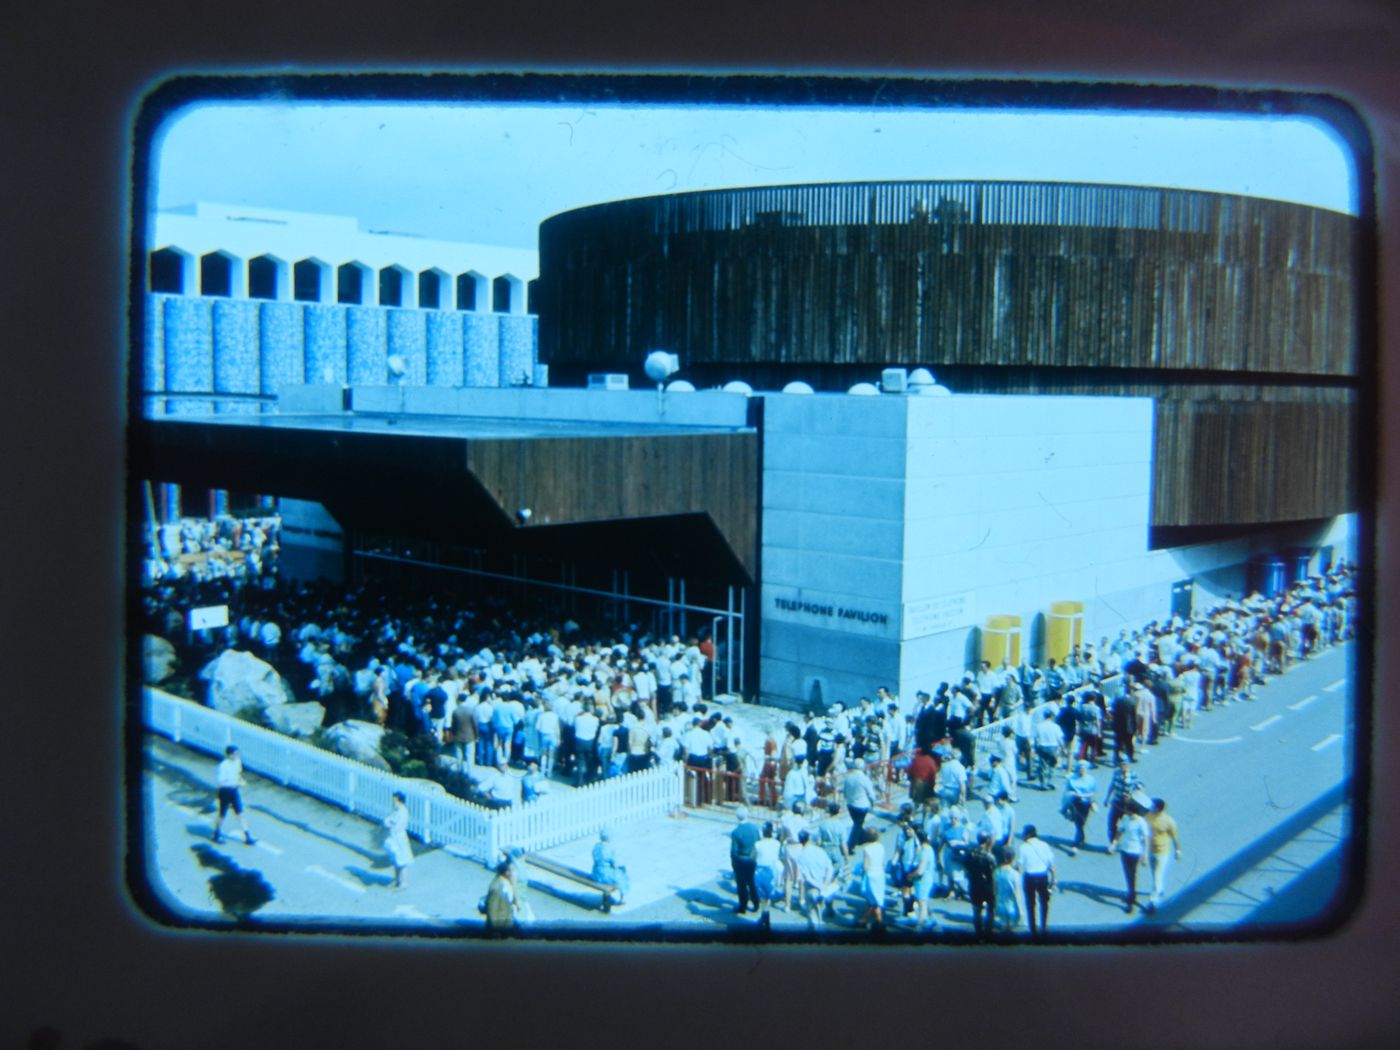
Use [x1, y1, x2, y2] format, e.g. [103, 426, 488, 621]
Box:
[483, 856, 520, 936]
[993, 844, 1022, 933]
[1111, 688, 1137, 765]
[1104, 760, 1143, 842]
[1032, 708, 1065, 790]
[963, 831, 998, 938]
[843, 759, 879, 850]
[1108, 804, 1151, 913]
[1060, 760, 1098, 855]
[1018, 824, 1056, 940]
[730, 806, 761, 916]
[855, 826, 888, 931]
[382, 791, 413, 888]
[211, 745, 255, 846]
[1144, 798, 1184, 913]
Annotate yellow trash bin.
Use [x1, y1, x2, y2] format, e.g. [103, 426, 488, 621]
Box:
[1046, 601, 1085, 664]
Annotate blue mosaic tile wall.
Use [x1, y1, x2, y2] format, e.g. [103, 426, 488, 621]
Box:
[304, 306, 348, 385]
[387, 309, 428, 384]
[212, 300, 259, 395]
[164, 297, 213, 392]
[145, 294, 166, 395]
[499, 315, 535, 387]
[426, 312, 465, 385]
[347, 309, 388, 386]
[464, 313, 502, 387]
[259, 303, 305, 394]
[145, 295, 537, 417]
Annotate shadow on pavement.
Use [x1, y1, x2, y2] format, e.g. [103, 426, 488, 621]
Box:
[1057, 879, 1127, 910]
[522, 877, 607, 914]
[247, 807, 383, 862]
[345, 864, 396, 889]
[677, 887, 743, 927]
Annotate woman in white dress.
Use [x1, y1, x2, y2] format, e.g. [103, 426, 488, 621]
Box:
[383, 791, 414, 888]
[856, 826, 887, 931]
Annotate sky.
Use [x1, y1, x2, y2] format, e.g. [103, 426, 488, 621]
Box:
[152, 100, 1359, 251]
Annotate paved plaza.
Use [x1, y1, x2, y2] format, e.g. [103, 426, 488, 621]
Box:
[139, 643, 1356, 942]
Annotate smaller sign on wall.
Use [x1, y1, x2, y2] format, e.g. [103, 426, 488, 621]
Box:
[189, 604, 230, 631]
[902, 591, 975, 640]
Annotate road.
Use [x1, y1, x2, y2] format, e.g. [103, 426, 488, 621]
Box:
[138, 641, 1356, 940]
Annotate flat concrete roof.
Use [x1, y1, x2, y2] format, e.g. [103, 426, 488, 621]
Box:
[161, 410, 751, 442]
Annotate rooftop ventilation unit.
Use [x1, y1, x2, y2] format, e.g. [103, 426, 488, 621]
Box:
[782, 381, 815, 394]
[881, 367, 909, 393]
[848, 382, 881, 396]
[722, 380, 754, 395]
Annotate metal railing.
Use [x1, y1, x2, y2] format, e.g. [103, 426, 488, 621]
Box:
[143, 688, 684, 863]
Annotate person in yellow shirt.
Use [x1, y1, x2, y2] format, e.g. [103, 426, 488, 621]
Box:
[1144, 797, 1183, 914]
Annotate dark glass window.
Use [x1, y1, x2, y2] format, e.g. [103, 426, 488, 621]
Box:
[248, 256, 279, 300]
[492, 275, 513, 313]
[337, 264, 364, 304]
[379, 267, 403, 307]
[418, 271, 440, 309]
[293, 260, 322, 302]
[456, 274, 477, 311]
[200, 253, 232, 297]
[149, 248, 185, 293]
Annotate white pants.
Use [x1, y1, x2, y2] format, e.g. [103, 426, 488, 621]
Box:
[1149, 850, 1172, 904]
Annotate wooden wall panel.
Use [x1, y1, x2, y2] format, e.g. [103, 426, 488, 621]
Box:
[465, 432, 759, 580]
[539, 182, 1357, 378]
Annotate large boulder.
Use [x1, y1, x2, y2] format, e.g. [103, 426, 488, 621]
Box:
[323, 720, 391, 771]
[143, 635, 178, 685]
[264, 701, 326, 738]
[200, 649, 295, 715]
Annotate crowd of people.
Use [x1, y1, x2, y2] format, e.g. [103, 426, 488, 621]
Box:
[144, 514, 281, 586]
[143, 561, 732, 800]
[722, 563, 1357, 935]
[146, 523, 1356, 935]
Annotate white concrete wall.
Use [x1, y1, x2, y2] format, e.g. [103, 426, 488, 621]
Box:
[896, 393, 1155, 696]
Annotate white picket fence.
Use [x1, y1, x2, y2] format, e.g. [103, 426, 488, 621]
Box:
[143, 688, 684, 864]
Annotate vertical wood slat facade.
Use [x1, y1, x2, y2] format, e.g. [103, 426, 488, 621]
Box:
[537, 181, 1359, 529]
[539, 181, 1355, 376]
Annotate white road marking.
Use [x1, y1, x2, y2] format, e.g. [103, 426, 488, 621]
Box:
[255, 841, 284, 855]
[392, 904, 430, 919]
[1323, 680, 1346, 694]
[1173, 734, 1244, 745]
[1310, 734, 1342, 752]
[1288, 695, 1319, 711]
[1251, 715, 1283, 732]
[306, 865, 366, 894]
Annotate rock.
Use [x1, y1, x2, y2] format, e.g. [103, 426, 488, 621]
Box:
[143, 635, 178, 684]
[323, 720, 391, 771]
[200, 649, 295, 715]
[263, 701, 326, 738]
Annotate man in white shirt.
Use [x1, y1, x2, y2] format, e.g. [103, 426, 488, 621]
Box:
[212, 746, 255, 846]
[1033, 709, 1066, 790]
[1018, 824, 1056, 939]
[793, 830, 837, 928]
[573, 705, 601, 785]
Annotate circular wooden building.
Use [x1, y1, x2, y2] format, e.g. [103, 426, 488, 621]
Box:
[537, 181, 1359, 532]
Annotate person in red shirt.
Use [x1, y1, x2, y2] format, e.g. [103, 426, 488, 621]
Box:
[907, 747, 940, 815]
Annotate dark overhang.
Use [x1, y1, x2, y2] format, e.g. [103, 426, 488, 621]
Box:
[131, 411, 759, 582]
